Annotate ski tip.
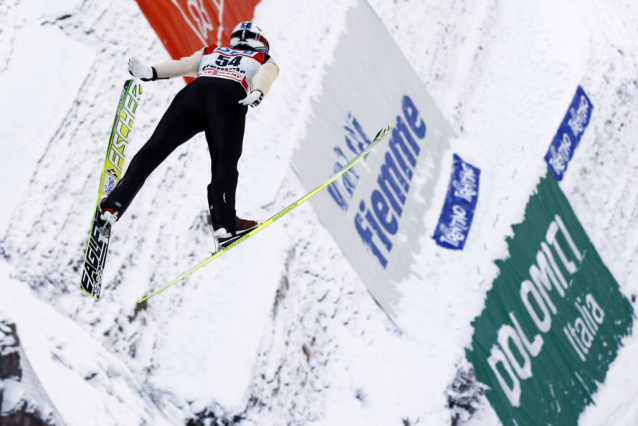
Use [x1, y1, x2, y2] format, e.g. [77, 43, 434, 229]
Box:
[374, 125, 392, 140]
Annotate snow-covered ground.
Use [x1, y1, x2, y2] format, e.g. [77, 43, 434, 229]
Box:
[0, 0, 637, 425]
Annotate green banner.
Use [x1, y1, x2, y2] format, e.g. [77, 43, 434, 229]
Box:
[467, 172, 633, 425]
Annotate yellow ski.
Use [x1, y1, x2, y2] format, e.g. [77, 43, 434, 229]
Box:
[81, 80, 143, 300]
[138, 125, 392, 303]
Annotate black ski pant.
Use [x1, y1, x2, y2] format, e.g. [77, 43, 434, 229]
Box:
[102, 77, 248, 232]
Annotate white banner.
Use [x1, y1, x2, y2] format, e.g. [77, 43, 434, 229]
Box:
[292, 0, 454, 319]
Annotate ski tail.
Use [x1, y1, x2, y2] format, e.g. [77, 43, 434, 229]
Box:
[137, 125, 392, 303]
[80, 80, 143, 300]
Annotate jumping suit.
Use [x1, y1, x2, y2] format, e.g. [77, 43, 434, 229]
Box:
[102, 45, 278, 233]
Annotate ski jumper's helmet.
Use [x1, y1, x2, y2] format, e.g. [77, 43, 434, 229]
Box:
[229, 21, 270, 54]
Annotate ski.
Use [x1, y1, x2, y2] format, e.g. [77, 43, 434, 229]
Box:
[137, 125, 392, 303]
[80, 80, 143, 301]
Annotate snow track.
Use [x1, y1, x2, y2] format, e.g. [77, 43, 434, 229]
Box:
[1, 0, 637, 424]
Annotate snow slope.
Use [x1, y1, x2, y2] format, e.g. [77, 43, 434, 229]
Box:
[0, 0, 94, 237]
[0, 263, 174, 425]
[0, 0, 637, 425]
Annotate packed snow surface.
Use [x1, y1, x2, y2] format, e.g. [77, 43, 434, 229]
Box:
[0, 0, 637, 425]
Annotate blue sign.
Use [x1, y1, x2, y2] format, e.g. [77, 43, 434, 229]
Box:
[433, 154, 480, 250]
[545, 86, 593, 181]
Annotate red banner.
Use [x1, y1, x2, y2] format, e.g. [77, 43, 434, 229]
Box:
[136, 0, 260, 69]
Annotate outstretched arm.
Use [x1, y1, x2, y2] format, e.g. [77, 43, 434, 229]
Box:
[128, 49, 204, 81]
[239, 57, 280, 107]
[251, 57, 280, 95]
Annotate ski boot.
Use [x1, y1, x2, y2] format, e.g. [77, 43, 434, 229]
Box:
[99, 198, 119, 226]
[212, 217, 260, 249]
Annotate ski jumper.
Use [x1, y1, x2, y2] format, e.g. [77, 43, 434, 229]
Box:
[102, 46, 279, 233]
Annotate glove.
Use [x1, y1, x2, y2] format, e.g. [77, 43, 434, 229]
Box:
[128, 57, 155, 81]
[238, 90, 264, 107]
